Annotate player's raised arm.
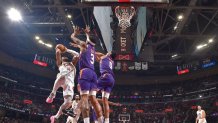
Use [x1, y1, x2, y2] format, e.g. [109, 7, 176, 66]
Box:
[65, 48, 79, 66]
[55, 48, 62, 67]
[66, 48, 79, 57]
[95, 52, 105, 62]
[70, 26, 86, 50]
[83, 25, 91, 41]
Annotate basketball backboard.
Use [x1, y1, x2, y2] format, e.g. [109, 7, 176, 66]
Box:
[82, 0, 169, 3]
[81, 0, 169, 6]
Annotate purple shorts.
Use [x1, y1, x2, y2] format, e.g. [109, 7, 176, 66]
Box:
[78, 68, 97, 91]
[97, 73, 115, 93]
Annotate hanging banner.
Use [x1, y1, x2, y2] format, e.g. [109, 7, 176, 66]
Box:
[115, 54, 134, 61]
[114, 61, 148, 71]
[115, 26, 134, 55]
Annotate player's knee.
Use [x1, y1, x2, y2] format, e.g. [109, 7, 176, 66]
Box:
[81, 104, 89, 112]
[81, 100, 89, 111]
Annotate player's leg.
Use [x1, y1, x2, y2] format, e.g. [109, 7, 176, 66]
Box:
[99, 74, 115, 123]
[46, 74, 64, 103]
[89, 73, 104, 123]
[79, 68, 98, 123]
[79, 79, 91, 123]
[80, 92, 90, 123]
[89, 93, 103, 123]
[50, 95, 73, 123]
[102, 91, 110, 123]
[50, 82, 74, 122]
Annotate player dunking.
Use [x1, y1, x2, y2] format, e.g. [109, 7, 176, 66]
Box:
[46, 44, 79, 123]
[96, 51, 116, 123]
[70, 25, 103, 123]
[196, 105, 207, 123]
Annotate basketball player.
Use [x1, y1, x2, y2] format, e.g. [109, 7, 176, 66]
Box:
[95, 51, 116, 123]
[66, 94, 81, 123]
[67, 84, 121, 123]
[70, 25, 103, 123]
[196, 105, 207, 123]
[46, 44, 79, 123]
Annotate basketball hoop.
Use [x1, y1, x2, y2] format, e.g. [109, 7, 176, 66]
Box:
[115, 6, 135, 29]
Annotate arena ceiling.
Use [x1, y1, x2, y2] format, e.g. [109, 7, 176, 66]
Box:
[0, 0, 218, 76]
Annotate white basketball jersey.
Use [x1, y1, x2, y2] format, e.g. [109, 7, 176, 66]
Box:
[58, 62, 76, 85]
[197, 110, 207, 123]
[71, 100, 79, 110]
[197, 110, 203, 118]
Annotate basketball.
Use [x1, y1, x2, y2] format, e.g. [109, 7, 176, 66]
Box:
[56, 44, 67, 52]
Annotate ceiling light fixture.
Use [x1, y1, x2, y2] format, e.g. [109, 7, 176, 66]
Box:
[67, 14, 72, 19]
[208, 38, 213, 43]
[177, 14, 183, 21]
[45, 43, 53, 48]
[35, 36, 40, 40]
[171, 54, 178, 58]
[196, 44, 207, 50]
[38, 40, 44, 44]
[7, 8, 22, 21]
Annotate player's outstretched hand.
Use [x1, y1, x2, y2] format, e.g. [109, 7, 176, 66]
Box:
[83, 25, 90, 34]
[73, 26, 80, 35]
[106, 51, 112, 56]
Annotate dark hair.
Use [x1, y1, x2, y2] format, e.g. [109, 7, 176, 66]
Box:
[75, 94, 80, 99]
[110, 51, 117, 60]
[89, 35, 97, 44]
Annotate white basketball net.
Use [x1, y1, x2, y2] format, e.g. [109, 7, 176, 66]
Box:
[115, 6, 135, 29]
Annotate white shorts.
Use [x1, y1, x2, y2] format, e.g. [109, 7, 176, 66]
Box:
[62, 82, 74, 97]
[56, 73, 75, 97]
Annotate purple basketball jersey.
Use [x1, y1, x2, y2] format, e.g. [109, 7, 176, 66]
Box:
[79, 43, 95, 70]
[100, 56, 114, 75]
